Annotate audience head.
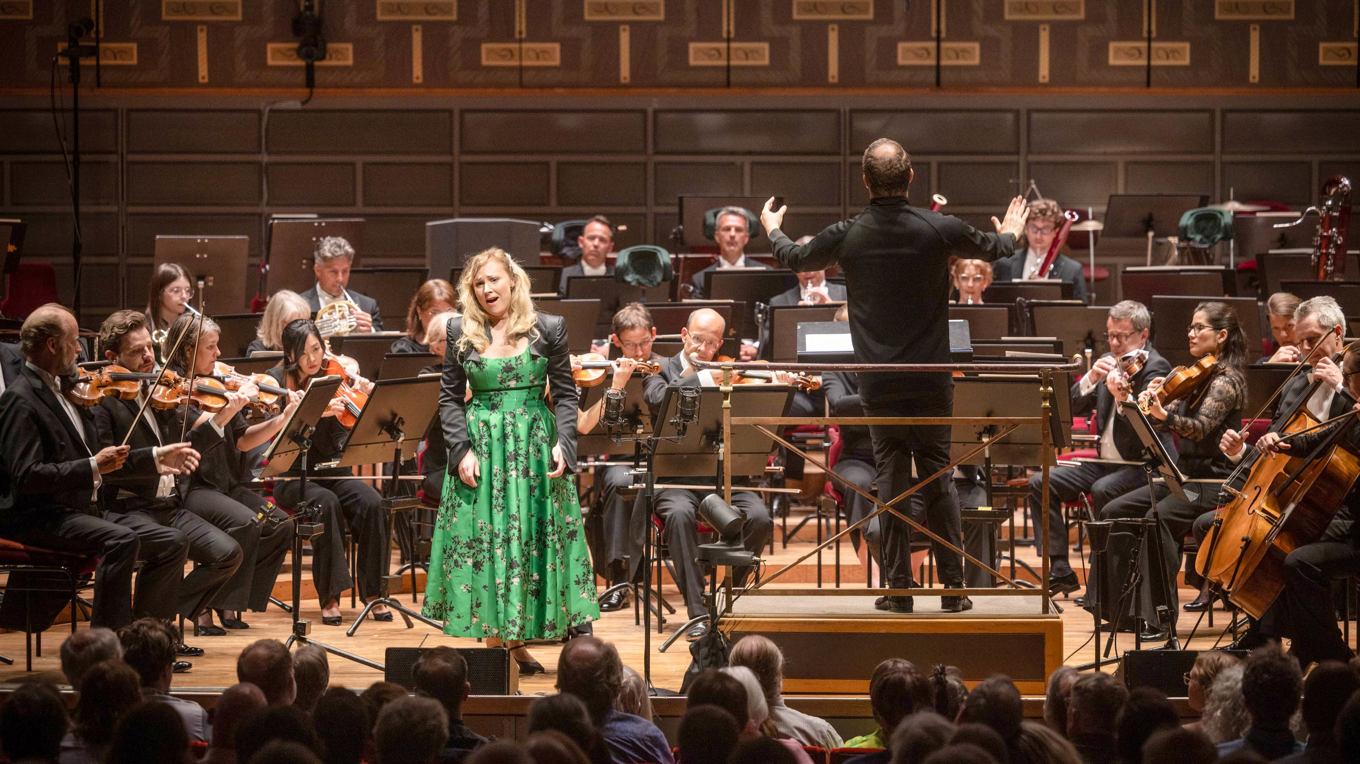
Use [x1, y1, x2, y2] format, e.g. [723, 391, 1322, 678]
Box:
[610, 302, 656, 361]
[258, 289, 312, 351]
[1301, 662, 1360, 747]
[20, 303, 80, 375]
[72, 659, 142, 748]
[869, 658, 934, 738]
[720, 666, 770, 733]
[528, 693, 608, 764]
[1267, 291, 1301, 347]
[118, 617, 178, 691]
[1242, 645, 1302, 730]
[0, 680, 67, 762]
[1115, 687, 1179, 764]
[375, 695, 449, 764]
[677, 704, 741, 764]
[1337, 689, 1360, 758]
[405, 278, 457, 343]
[235, 704, 321, 764]
[728, 736, 797, 764]
[292, 644, 330, 713]
[1185, 650, 1239, 714]
[1013, 720, 1081, 764]
[60, 626, 123, 690]
[360, 681, 409, 733]
[889, 711, 955, 764]
[687, 669, 752, 732]
[861, 138, 912, 198]
[1142, 726, 1218, 764]
[465, 740, 533, 764]
[577, 215, 616, 269]
[729, 634, 784, 705]
[237, 639, 297, 706]
[1067, 672, 1128, 738]
[922, 742, 999, 764]
[960, 675, 1023, 744]
[616, 665, 654, 723]
[423, 310, 457, 359]
[931, 664, 969, 721]
[413, 646, 471, 720]
[1105, 300, 1152, 357]
[312, 687, 370, 764]
[210, 683, 268, 754]
[249, 740, 323, 764]
[1202, 663, 1250, 743]
[525, 730, 590, 764]
[556, 636, 623, 725]
[107, 700, 187, 764]
[951, 722, 1010, 763]
[1043, 666, 1078, 732]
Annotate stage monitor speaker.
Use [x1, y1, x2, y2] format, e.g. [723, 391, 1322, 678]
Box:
[384, 647, 517, 695]
[1120, 649, 1247, 697]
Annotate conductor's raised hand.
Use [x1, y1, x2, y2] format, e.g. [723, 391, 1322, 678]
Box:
[991, 196, 1030, 238]
[158, 442, 201, 475]
[760, 196, 787, 235]
[548, 444, 566, 478]
[95, 445, 130, 474]
[457, 449, 480, 488]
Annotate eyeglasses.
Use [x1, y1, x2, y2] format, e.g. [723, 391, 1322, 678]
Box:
[1105, 330, 1139, 343]
[1182, 672, 1195, 686]
[1025, 225, 1056, 236]
[1187, 323, 1214, 335]
[165, 286, 194, 298]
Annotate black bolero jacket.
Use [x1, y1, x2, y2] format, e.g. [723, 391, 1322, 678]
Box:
[439, 312, 579, 476]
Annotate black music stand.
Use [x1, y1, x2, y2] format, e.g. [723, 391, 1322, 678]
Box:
[765, 304, 843, 362]
[153, 235, 250, 313]
[705, 271, 798, 339]
[265, 377, 380, 668]
[327, 334, 404, 380]
[983, 280, 1067, 303]
[220, 355, 282, 375]
[266, 217, 365, 296]
[949, 304, 1010, 342]
[1104, 194, 1207, 266]
[1116, 400, 1188, 651]
[531, 299, 602, 353]
[379, 353, 438, 380]
[338, 375, 445, 638]
[426, 218, 544, 275]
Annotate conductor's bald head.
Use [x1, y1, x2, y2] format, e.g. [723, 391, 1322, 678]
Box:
[862, 138, 913, 199]
[21, 303, 79, 377]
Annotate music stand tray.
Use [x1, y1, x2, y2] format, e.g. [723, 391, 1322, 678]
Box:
[379, 353, 439, 380]
[579, 375, 653, 457]
[766, 304, 842, 362]
[652, 386, 792, 479]
[262, 377, 342, 478]
[1117, 400, 1189, 502]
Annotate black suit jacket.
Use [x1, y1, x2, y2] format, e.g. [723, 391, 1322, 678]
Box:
[439, 312, 579, 474]
[642, 352, 698, 419]
[558, 262, 615, 295]
[93, 396, 221, 510]
[770, 197, 1016, 399]
[991, 249, 1088, 303]
[689, 258, 769, 299]
[0, 366, 148, 525]
[1070, 345, 1172, 461]
[299, 286, 384, 332]
[821, 370, 873, 462]
[0, 343, 23, 388]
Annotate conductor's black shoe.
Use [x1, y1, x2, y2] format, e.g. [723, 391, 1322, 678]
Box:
[1047, 572, 1081, 596]
[175, 642, 204, 657]
[599, 588, 630, 612]
[685, 622, 710, 641]
[941, 596, 973, 613]
[878, 596, 914, 613]
[173, 660, 192, 674]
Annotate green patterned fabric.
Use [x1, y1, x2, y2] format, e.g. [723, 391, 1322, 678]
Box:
[422, 348, 599, 640]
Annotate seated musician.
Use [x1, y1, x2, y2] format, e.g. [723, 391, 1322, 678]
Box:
[821, 304, 880, 571]
[642, 307, 773, 640]
[144, 263, 195, 342]
[1101, 301, 1248, 642]
[0, 340, 23, 391]
[1261, 291, 1302, 363]
[1189, 296, 1351, 612]
[558, 216, 616, 294]
[951, 259, 992, 305]
[0, 305, 198, 632]
[1215, 342, 1360, 667]
[689, 208, 768, 299]
[246, 290, 311, 356]
[417, 310, 459, 501]
[991, 198, 1087, 303]
[301, 236, 383, 332]
[161, 313, 298, 634]
[268, 319, 390, 626]
[1028, 300, 1170, 597]
[392, 279, 456, 354]
[577, 302, 663, 611]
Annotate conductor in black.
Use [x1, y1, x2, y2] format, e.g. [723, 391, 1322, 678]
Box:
[760, 138, 1030, 613]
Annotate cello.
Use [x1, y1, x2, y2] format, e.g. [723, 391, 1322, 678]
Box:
[1196, 336, 1360, 618]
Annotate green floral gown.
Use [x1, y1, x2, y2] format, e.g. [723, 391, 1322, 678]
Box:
[422, 348, 599, 640]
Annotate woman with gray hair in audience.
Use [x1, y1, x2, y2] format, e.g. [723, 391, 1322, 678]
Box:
[1200, 662, 1251, 743]
[728, 635, 843, 749]
[615, 666, 654, 724]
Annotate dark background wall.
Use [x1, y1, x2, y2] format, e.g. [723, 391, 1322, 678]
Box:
[2, 2, 1359, 323]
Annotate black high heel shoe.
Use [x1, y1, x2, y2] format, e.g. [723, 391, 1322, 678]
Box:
[510, 647, 545, 676]
[216, 609, 250, 629]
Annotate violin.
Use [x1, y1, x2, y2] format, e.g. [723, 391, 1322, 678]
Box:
[712, 356, 822, 392]
[212, 362, 288, 417]
[571, 353, 662, 388]
[149, 371, 232, 413]
[319, 354, 370, 429]
[1138, 354, 1218, 415]
[1105, 349, 1146, 399]
[64, 365, 160, 408]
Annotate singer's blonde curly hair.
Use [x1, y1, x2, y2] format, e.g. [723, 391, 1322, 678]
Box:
[454, 248, 538, 354]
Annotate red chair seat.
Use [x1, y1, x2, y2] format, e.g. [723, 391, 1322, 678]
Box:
[0, 538, 98, 577]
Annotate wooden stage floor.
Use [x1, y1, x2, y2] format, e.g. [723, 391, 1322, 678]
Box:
[0, 514, 1246, 695]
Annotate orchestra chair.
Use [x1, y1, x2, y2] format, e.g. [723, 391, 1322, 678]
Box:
[0, 262, 59, 320]
[0, 537, 99, 671]
[549, 219, 588, 261]
[802, 746, 829, 764]
[648, 509, 720, 639]
[829, 748, 879, 763]
[613, 244, 674, 289]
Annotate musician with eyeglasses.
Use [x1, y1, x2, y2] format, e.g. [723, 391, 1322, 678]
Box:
[301, 236, 383, 333]
[144, 263, 197, 356]
[991, 198, 1088, 303]
[1026, 300, 1170, 597]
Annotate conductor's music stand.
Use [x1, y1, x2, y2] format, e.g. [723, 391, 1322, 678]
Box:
[264, 377, 380, 668]
[1103, 194, 1208, 266]
[338, 375, 445, 638]
[765, 304, 843, 362]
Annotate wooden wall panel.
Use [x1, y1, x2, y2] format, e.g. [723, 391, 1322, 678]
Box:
[654, 111, 841, 155]
[1222, 162, 1314, 206]
[363, 163, 453, 207]
[124, 215, 262, 258]
[267, 163, 355, 207]
[459, 162, 550, 207]
[1125, 162, 1216, 197]
[266, 111, 453, 155]
[1029, 111, 1214, 155]
[557, 162, 647, 207]
[357, 216, 435, 262]
[9, 160, 117, 206]
[1223, 111, 1360, 155]
[128, 162, 261, 206]
[654, 163, 743, 204]
[1027, 162, 1119, 209]
[751, 162, 843, 207]
[0, 110, 118, 154]
[937, 163, 1021, 207]
[127, 111, 260, 154]
[460, 111, 646, 155]
[849, 112, 1021, 155]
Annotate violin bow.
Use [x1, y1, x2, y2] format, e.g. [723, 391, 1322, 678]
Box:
[117, 293, 203, 449]
[177, 279, 209, 443]
[1243, 326, 1342, 427]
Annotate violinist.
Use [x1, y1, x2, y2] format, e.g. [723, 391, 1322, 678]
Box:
[417, 311, 458, 501]
[1027, 300, 1171, 597]
[1222, 344, 1360, 666]
[92, 310, 246, 638]
[246, 290, 311, 356]
[991, 198, 1088, 303]
[161, 313, 299, 634]
[1102, 301, 1248, 642]
[642, 307, 772, 640]
[392, 279, 456, 355]
[0, 305, 199, 632]
[268, 318, 390, 626]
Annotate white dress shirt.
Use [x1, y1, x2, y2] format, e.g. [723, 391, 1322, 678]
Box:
[581, 261, 608, 277]
[1021, 247, 1046, 279]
